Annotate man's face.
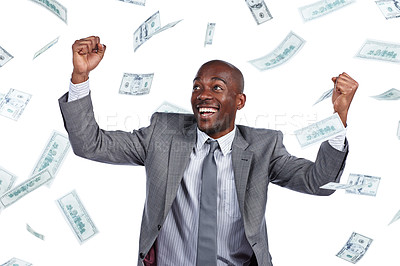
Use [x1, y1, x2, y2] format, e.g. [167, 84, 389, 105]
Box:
[191, 61, 245, 139]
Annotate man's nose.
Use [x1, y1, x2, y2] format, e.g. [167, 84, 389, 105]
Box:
[197, 88, 213, 100]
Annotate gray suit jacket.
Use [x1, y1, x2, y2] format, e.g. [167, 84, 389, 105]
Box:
[59, 92, 348, 266]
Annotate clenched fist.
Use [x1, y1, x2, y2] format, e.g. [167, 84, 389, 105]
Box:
[331, 72, 358, 126]
[71, 36, 106, 84]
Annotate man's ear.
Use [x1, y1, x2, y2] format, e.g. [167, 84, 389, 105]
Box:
[237, 93, 246, 110]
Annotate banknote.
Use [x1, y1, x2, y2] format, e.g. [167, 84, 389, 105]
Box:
[356, 39, 400, 63]
[134, 11, 181, 52]
[249, 31, 305, 71]
[375, 0, 400, 19]
[56, 190, 98, 244]
[294, 113, 345, 148]
[29, 0, 67, 23]
[389, 209, 400, 225]
[0, 257, 32, 266]
[118, 0, 146, 6]
[0, 169, 52, 209]
[27, 223, 45, 240]
[30, 131, 70, 185]
[33, 36, 59, 60]
[345, 173, 381, 197]
[204, 22, 216, 47]
[320, 182, 356, 190]
[0, 167, 17, 195]
[0, 88, 32, 121]
[155, 101, 191, 114]
[119, 73, 154, 95]
[313, 88, 333, 105]
[397, 120, 400, 139]
[370, 88, 400, 100]
[245, 0, 273, 24]
[336, 232, 373, 264]
[299, 0, 355, 21]
[0, 45, 13, 67]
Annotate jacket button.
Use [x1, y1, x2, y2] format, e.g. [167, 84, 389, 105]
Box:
[139, 252, 145, 259]
[157, 224, 161, 231]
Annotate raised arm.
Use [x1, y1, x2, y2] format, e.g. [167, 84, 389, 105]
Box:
[59, 36, 153, 166]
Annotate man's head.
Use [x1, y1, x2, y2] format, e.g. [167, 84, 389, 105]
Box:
[191, 60, 246, 139]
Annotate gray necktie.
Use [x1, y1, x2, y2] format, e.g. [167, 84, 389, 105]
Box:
[196, 139, 219, 266]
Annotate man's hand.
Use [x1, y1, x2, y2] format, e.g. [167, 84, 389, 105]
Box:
[331, 72, 358, 126]
[71, 36, 106, 84]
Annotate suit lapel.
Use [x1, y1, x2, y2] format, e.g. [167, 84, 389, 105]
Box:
[163, 124, 196, 220]
[232, 129, 253, 212]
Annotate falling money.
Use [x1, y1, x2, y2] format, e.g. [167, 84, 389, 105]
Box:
[249, 31, 305, 71]
[336, 232, 373, 264]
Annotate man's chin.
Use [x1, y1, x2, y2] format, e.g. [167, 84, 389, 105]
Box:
[197, 122, 218, 136]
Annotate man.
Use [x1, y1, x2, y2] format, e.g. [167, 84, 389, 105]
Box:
[59, 36, 358, 266]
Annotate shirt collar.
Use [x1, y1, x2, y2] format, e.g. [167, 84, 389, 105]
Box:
[196, 127, 236, 156]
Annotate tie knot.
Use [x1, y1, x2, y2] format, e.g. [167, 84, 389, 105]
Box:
[207, 139, 219, 154]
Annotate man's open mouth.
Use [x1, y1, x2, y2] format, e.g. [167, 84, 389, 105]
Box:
[198, 107, 219, 118]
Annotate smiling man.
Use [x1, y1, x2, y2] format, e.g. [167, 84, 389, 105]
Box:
[59, 36, 358, 266]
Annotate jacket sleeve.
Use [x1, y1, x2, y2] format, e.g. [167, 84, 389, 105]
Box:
[269, 131, 348, 196]
[58, 92, 157, 166]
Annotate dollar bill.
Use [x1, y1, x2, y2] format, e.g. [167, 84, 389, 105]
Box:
[313, 88, 333, 106]
[371, 88, 400, 100]
[0, 167, 17, 195]
[249, 31, 305, 71]
[0, 45, 13, 67]
[0, 88, 32, 121]
[119, 73, 154, 95]
[0, 257, 32, 266]
[245, 0, 273, 24]
[336, 232, 373, 264]
[118, 0, 146, 6]
[33, 36, 59, 60]
[320, 182, 356, 190]
[294, 112, 345, 148]
[56, 190, 98, 244]
[27, 223, 45, 240]
[375, 0, 400, 19]
[299, 0, 355, 21]
[155, 101, 191, 114]
[345, 173, 381, 197]
[30, 131, 70, 185]
[0, 169, 52, 209]
[204, 22, 216, 47]
[397, 120, 400, 139]
[356, 39, 400, 63]
[29, 0, 67, 23]
[389, 209, 400, 225]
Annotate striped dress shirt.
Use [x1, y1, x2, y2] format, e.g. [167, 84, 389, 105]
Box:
[156, 127, 253, 265]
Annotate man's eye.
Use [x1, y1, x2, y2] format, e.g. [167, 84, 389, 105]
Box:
[213, 85, 222, 91]
[193, 86, 200, 91]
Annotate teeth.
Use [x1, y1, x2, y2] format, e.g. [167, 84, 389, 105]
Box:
[199, 107, 217, 113]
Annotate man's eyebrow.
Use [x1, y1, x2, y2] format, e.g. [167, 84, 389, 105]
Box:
[192, 77, 227, 84]
[211, 77, 227, 84]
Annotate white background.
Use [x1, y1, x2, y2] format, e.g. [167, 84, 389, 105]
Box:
[0, 0, 400, 265]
